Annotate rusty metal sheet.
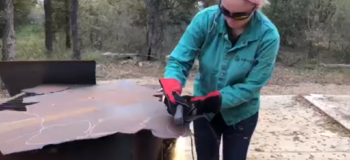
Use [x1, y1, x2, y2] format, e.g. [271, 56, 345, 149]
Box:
[0, 81, 190, 155]
[0, 60, 96, 96]
[22, 85, 72, 95]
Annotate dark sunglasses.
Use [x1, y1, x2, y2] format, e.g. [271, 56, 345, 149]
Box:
[219, 5, 256, 20]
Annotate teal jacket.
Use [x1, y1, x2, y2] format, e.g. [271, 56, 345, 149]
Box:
[164, 6, 280, 125]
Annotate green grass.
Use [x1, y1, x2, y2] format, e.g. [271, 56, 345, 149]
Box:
[15, 24, 46, 60]
[15, 24, 107, 61]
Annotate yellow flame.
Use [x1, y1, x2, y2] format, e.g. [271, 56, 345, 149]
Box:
[173, 137, 186, 160]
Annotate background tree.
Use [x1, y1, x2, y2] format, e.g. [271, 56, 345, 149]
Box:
[70, 0, 80, 60]
[1, 0, 15, 61]
[64, 0, 70, 49]
[44, 0, 53, 55]
[6, 0, 350, 66]
[143, 0, 162, 60]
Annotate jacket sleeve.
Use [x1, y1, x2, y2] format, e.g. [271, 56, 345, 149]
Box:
[219, 29, 280, 109]
[164, 11, 208, 87]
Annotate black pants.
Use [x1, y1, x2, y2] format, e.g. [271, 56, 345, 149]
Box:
[193, 112, 259, 160]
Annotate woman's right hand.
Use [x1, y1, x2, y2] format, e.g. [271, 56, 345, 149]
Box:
[156, 78, 182, 115]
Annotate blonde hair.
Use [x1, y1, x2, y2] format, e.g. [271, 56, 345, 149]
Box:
[245, 0, 270, 8]
[258, 0, 270, 8]
[214, 0, 271, 9]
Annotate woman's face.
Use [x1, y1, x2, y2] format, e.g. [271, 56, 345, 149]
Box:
[221, 0, 257, 29]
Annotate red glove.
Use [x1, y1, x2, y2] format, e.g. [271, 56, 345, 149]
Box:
[158, 78, 182, 115]
[182, 91, 222, 115]
[159, 78, 182, 102]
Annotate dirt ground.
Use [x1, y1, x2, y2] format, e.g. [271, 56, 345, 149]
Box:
[175, 95, 350, 160]
[94, 61, 350, 95]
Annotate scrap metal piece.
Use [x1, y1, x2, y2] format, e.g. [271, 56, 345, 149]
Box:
[0, 61, 96, 96]
[0, 81, 191, 155]
[22, 85, 72, 95]
[303, 94, 350, 130]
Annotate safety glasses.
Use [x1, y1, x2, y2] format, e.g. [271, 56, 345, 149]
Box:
[219, 5, 256, 20]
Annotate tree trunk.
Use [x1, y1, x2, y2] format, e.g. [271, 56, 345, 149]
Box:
[44, 0, 53, 54]
[70, 0, 81, 60]
[88, 6, 100, 49]
[65, 0, 71, 49]
[144, 0, 163, 61]
[1, 0, 15, 90]
[1, 0, 15, 61]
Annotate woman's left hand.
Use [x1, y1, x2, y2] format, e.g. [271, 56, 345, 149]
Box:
[181, 91, 222, 115]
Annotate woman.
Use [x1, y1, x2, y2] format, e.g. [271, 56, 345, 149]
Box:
[159, 0, 279, 160]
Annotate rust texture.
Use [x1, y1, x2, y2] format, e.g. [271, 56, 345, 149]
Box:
[22, 85, 72, 95]
[0, 81, 190, 155]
